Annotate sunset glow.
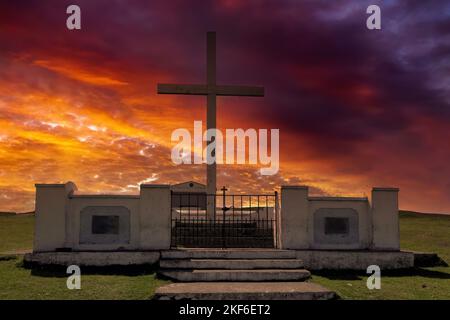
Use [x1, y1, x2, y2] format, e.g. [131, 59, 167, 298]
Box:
[0, 0, 449, 214]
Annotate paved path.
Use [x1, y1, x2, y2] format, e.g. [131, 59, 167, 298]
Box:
[154, 282, 336, 300]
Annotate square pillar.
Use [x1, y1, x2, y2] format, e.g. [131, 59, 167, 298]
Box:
[280, 186, 309, 249]
[34, 182, 77, 252]
[139, 184, 171, 250]
[371, 187, 400, 250]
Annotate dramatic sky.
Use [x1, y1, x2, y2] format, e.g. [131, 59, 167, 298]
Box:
[0, 0, 449, 213]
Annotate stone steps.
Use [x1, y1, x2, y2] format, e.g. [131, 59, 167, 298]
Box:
[159, 268, 311, 282]
[159, 250, 310, 281]
[160, 258, 304, 269]
[156, 249, 336, 299]
[154, 282, 336, 300]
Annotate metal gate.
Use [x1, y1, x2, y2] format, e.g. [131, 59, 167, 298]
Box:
[170, 189, 279, 248]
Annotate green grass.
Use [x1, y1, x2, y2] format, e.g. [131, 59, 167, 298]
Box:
[399, 211, 450, 263]
[0, 211, 449, 299]
[0, 257, 168, 300]
[0, 214, 168, 299]
[0, 214, 34, 253]
[311, 211, 450, 299]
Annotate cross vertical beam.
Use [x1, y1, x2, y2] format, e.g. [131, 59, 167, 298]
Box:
[206, 32, 216, 219]
[156, 32, 264, 222]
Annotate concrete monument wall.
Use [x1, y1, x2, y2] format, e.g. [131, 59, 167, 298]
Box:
[67, 195, 140, 251]
[33, 181, 400, 254]
[280, 186, 309, 249]
[139, 184, 171, 250]
[371, 187, 400, 250]
[34, 183, 77, 252]
[309, 197, 371, 250]
[33, 182, 171, 252]
[280, 186, 400, 251]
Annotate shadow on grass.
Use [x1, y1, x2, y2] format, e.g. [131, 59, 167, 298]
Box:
[313, 267, 450, 280]
[312, 270, 362, 280]
[382, 268, 450, 279]
[0, 254, 18, 261]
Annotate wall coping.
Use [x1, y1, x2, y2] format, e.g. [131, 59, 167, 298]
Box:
[35, 183, 67, 188]
[372, 187, 399, 192]
[281, 185, 309, 190]
[140, 184, 170, 188]
[309, 196, 368, 202]
[35, 181, 78, 194]
[70, 194, 140, 199]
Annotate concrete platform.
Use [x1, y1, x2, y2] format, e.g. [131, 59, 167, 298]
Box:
[294, 250, 414, 270]
[23, 249, 415, 270]
[160, 258, 304, 269]
[24, 251, 160, 267]
[154, 282, 335, 300]
[162, 249, 414, 270]
[159, 269, 311, 282]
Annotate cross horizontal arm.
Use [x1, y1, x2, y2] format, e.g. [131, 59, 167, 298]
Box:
[157, 84, 208, 95]
[158, 83, 265, 97]
[215, 85, 264, 97]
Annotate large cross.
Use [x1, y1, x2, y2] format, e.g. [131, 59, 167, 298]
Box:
[157, 32, 264, 219]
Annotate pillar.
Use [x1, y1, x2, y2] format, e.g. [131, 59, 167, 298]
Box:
[34, 182, 77, 252]
[371, 187, 400, 250]
[280, 186, 309, 249]
[139, 184, 171, 249]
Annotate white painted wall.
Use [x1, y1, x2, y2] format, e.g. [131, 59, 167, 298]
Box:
[280, 185, 400, 251]
[139, 184, 171, 250]
[67, 196, 140, 251]
[33, 182, 400, 253]
[308, 198, 371, 249]
[33, 182, 172, 252]
[280, 186, 309, 249]
[34, 182, 77, 252]
[371, 187, 400, 250]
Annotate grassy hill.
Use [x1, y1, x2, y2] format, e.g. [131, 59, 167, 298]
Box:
[311, 211, 450, 299]
[0, 214, 34, 253]
[0, 211, 449, 299]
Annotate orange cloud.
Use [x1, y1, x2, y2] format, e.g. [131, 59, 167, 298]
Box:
[0, 0, 449, 215]
[34, 59, 129, 86]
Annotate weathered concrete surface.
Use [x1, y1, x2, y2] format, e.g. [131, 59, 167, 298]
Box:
[79, 206, 131, 245]
[295, 250, 414, 270]
[154, 282, 335, 300]
[161, 249, 299, 260]
[161, 249, 414, 270]
[69, 197, 140, 251]
[280, 185, 401, 252]
[23, 249, 414, 269]
[159, 269, 311, 282]
[34, 182, 77, 252]
[310, 204, 370, 250]
[280, 186, 309, 249]
[160, 258, 304, 269]
[371, 188, 400, 250]
[23, 251, 160, 267]
[139, 185, 171, 250]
